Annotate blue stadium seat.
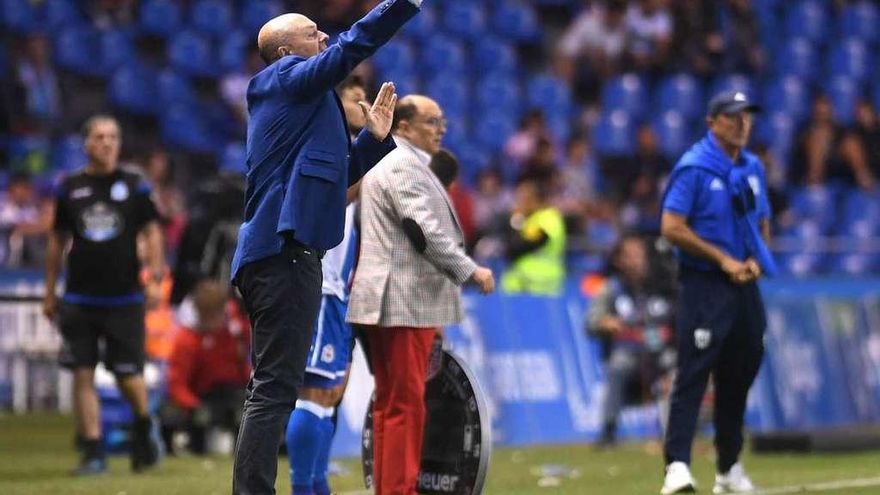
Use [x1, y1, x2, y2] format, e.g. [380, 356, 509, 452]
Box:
[602, 73, 649, 121]
[219, 30, 248, 73]
[875, 82, 880, 121]
[828, 38, 870, 83]
[191, 0, 234, 38]
[652, 111, 690, 161]
[373, 40, 415, 76]
[441, 118, 468, 154]
[837, 1, 878, 44]
[839, 189, 880, 238]
[454, 142, 493, 185]
[401, 5, 436, 41]
[44, 0, 83, 29]
[592, 110, 635, 157]
[101, 28, 136, 75]
[53, 26, 103, 77]
[789, 186, 836, 233]
[526, 74, 572, 117]
[161, 104, 216, 153]
[139, 0, 181, 38]
[240, 0, 282, 36]
[492, 2, 541, 43]
[472, 37, 518, 76]
[158, 69, 195, 106]
[1, 0, 37, 32]
[778, 252, 826, 276]
[475, 74, 520, 116]
[475, 110, 517, 152]
[823, 76, 860, 125]
[785, 0, 829, 44]
[442, 1, 485, 40]
[426, 76, 468, 121]
[420, 35, 466, 75]
[656, 73, 704, 120]
[52, 135, 86, 172]
[220, 141, 247, 175]
[109, 63, 159, 116]
[375, 68, 419, 98]
[710, 74, 756, 100]
[829, 253, 878, 275]
[168, 30, 217, 78]
[775, 37, 817, 81]
[753, 111, 796, 159]
[761, 77, 809, 124]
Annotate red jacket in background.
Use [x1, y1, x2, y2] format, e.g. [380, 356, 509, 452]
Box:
[167, 301, 251, 410]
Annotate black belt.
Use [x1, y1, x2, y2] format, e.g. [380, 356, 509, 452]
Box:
[284, 235, 325, 259]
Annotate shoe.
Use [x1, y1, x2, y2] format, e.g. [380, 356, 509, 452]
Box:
[661, 461, 697, 494]
[72, 457, 107, 476]
[713, 462, 755, 493]
[131, 416, 163, 472]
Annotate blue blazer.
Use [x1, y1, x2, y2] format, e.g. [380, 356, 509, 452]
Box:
[231, 0, 418, 280]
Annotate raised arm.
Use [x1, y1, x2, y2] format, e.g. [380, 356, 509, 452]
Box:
[278, 0, 420, 100]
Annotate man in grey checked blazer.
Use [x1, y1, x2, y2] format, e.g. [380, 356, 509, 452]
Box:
[348, 95, 494, 494]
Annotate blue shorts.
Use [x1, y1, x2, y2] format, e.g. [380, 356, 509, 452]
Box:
[303, 295, 353, 389]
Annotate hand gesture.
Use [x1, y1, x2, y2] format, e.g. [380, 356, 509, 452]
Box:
[361, 81, 397, 141]
[471, 266, 496, 295]
[720, 256, 755, 285]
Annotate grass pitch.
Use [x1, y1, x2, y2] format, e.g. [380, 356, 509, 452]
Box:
[2, 414, 880, 494]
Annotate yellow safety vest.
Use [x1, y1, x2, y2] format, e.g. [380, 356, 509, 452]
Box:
[501, 207, 566, 295]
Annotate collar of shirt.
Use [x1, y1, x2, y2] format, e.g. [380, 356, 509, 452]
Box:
[393, 135, 431, 165]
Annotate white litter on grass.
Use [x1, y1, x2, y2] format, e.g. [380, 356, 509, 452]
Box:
[537, 476, 562, 487]
[756, 476, 880, 494]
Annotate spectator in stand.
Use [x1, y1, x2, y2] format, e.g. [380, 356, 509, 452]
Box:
[11, 34, 60, 135]
[602, 125, 670, 201]
[625, 0, 673, 72]
[554, 134, 599, 239]
[851, 100, 880, 184]
[522, 135, 560, 185]
[671, 0, 722, 76]
[556, 0, 628, 101]
[719, 0, 764, 74]
[790, 94, 875, 190]
[429, 149, 476, 245]
[0, 171, 50, 267]
[220, 49, 265, 134]
[504, 109, 551, 169]
[142, 149, 186, 251]
[165, 280, 251, 454]
[90, 0, 136, 28]
[472, 168, 514, 258]
[752, 143, 791, 231]
[619, 171, 663, 234]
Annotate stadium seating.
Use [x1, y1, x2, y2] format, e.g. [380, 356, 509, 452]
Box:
[602, 74, 649, 121]
[828, 39, 871, 83]
[190, 0, 235, 38]
[219, 30, 249, 73]
[419, 35, 467, 76]
[101, 28, 136, 76]
[139, 0, 182, 39]
[167, 30, 217, 78]
[442, 1, 485, 41]
[652, 111, 692, 161]
[837, 1, 878, 44]
[109, 63, 159, 116]
[240, 0, 283, 36]
[784, 0, 829, 44]
[775, 37, 818, 82]
[762, 77, 809, 124]
[823, 75, 860, 125]
[53, 26, 103, 77]
[472, 37, 518, 76]
[592, 110, 635, 157]
[655, 73, 704, 121]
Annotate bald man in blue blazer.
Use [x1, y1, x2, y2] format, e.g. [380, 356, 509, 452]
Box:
[230, 1, 422, 492]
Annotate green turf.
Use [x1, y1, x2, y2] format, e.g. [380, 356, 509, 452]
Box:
[2, 414, 880, 494]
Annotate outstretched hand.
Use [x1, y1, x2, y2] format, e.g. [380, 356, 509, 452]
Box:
[361, 81, 397, 141]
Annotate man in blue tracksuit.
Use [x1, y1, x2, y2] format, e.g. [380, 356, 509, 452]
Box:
[659, 91, 777, 494]
[229, 2, 421, 493]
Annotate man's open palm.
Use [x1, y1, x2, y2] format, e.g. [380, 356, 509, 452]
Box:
[361, 81, 397, 140]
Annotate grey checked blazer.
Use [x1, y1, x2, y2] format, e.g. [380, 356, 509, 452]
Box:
[347, 138, 477, 327]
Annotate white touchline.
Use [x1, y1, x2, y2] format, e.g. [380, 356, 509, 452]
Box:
[756, 476, 880, 494]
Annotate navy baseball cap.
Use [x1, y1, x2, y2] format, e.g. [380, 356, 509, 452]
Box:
[707, 90, 762, 116]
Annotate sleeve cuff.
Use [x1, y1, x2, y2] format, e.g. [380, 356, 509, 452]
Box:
[407, 0, 422, 7]
[451, 258, 478, 286]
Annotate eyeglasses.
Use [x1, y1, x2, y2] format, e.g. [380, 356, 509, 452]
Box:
[418, 117, 448, 129]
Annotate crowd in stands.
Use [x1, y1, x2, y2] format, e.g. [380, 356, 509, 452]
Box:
[1, 0, 879, 279]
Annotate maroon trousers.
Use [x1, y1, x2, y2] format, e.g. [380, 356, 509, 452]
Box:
[367, 326, 436, 495]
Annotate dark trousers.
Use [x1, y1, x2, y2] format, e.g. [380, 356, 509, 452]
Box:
[663, 268, 766, 472]
[232, 242, 322, 494]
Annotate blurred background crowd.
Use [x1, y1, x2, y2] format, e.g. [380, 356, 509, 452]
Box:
[1, 0, 879, 279]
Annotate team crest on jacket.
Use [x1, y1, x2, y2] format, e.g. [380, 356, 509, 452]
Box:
[110, 181, 129, 201]
[321, 344, 335, 363]
[694, 328, 712, 350]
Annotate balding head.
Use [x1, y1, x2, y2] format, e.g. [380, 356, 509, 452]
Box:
[257, 13, 329, 64]
[393, 95, 446, 156]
